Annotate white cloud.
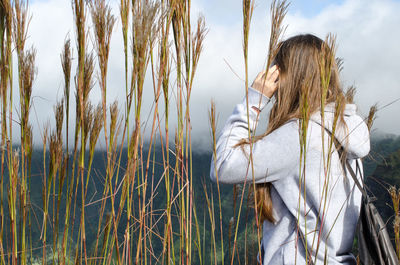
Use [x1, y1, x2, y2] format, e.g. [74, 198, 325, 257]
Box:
[191, 0, 400, 150]
[9, 0, 400, 150]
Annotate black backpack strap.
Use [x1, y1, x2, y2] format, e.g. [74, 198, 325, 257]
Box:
[344, 157, 367, 198]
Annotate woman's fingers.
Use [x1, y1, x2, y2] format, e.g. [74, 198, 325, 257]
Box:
[251, 65, 280, 98]
[270, 67, 279, 83]
[255, 66, 277, 83]
[255, 70, 267, 81]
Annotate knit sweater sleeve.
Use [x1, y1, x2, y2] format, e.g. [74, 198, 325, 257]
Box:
[210, 87, 300, 184]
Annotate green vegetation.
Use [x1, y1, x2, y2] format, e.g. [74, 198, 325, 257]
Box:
[2, 135, 399, 264]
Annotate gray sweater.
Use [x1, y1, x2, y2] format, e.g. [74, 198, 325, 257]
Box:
[210, 87, 370, 264]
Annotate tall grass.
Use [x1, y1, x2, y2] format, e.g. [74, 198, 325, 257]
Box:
[0, 0, 398, 264]
[0, 0, 210, 263]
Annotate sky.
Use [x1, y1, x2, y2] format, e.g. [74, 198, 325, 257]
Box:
[14, 0, 400, 150]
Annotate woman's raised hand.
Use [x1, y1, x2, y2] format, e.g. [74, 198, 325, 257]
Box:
[251, 65, 279, 98]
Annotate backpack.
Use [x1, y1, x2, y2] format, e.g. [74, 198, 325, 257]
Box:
[336, 140, 399, 265]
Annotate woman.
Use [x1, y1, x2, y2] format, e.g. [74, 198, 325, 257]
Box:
[210, 34, 370, 264]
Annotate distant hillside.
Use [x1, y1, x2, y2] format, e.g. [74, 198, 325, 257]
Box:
[364, 135, 400, 237]
[2, 134, 399, 264]
[364, 134, 400, 177]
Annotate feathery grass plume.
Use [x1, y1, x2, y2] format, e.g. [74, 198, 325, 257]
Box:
[82, 102, 93, 150]
[242, 0, 254, 73]
[82, 53, 95, 108]
[89, 104, 103, 157]
[85, 103, 103, 191]
[90, 0, 115, 82]
[61, 38, 72, 151]
[19, 48, 36, 128]
[367, 104, 377, 132]
[78, 105, 102, 226]
[131, 0, 159, 112]
[52, 99, 64, 261]
[188, 15, 206, 94]
[109, 101, 118, 148]
[119, 0, 130, 144]
[46, 130, 63, 263]
[266, 0, 288, 70]
[55, 99, 64, 142]
[345, 85, 356, 104]
[12, 0, 29, 58]
[336, 57, 344, 73]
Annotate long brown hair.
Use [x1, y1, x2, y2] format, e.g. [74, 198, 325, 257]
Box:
[248, 34, 346, 223]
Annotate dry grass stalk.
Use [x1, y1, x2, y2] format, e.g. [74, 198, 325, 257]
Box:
[113, 1, 160, 263]
[345, 85, 356, 103]
[91, 103, 118, 265]
[389, 186, 400, 261]
[13, 0, 36, 262]
[230, 1, 289, 264]
[209, 100, 226, 264]
[8, 151, 20, 265]
[90, 0, 115, 159]
[59, 38, 72, 265]
[0, 0, 13, 262]
[50, 99, 64, 262]
[0, 0, 214, 264]
[308, 34, 340, 264]
[71, 1, 89, 263]
[120, 0, 130, 141]
[89, 0, 120, 258]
